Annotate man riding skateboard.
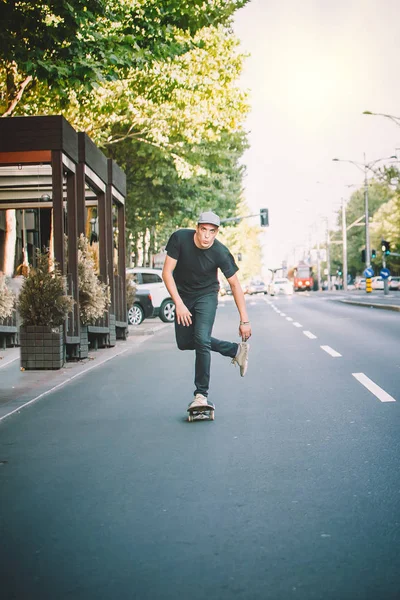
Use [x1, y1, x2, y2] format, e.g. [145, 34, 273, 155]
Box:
[162, 211, 252, 412]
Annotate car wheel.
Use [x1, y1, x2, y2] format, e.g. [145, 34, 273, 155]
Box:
[128, 304, 144, 325]
[160, 299, 175, 323]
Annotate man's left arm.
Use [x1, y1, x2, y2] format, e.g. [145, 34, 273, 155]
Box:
[226, 273, 252, 341]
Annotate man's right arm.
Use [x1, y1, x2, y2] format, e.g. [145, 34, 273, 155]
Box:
[162, 256, 192, 326]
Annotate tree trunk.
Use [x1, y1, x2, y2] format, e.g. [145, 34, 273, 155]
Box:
[1, 62, 33, 118]
[142, 231, 147, 267]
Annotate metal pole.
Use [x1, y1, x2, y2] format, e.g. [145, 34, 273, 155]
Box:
[326, 222, 331, 291]
[317, 237, 321, 291]
[342, 197, 348, 291]
[364, 154, 371, 268]
[383, 253, 389, 295]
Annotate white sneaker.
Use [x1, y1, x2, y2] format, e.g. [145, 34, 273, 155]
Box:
[231, 342, 249, 377]
[188, 394, 209, 409]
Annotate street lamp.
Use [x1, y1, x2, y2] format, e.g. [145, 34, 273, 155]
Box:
[332, 154, 396, 276]
[363, 110, 400, 128]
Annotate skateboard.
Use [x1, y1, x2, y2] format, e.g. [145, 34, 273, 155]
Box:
[187, 401, 215, 422]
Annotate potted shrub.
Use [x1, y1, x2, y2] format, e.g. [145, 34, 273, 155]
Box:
[18, 250, 74, 370]
[77, 234, 110, 357]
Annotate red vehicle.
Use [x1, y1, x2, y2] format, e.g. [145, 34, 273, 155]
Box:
[294, 262, 313, 291]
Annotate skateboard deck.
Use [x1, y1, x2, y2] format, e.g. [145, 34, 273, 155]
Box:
[187, 402, 215, 422]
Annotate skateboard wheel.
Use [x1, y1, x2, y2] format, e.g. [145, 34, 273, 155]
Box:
[210, 411, 215, 421]
[188, 414, 193, 422]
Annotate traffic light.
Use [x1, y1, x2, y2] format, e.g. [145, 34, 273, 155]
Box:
[337, 267, 342, 276]
[371, 249, 376, 259]
[381, 240, 390, 255]
[260, 208, 269, 227]
[361, 249, 366, 263]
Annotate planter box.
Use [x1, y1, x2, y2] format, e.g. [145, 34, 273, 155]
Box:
[20, 325, 65, 370]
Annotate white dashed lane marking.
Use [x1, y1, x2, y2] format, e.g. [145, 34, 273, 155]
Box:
[293, 322, 302, 328]
[353, 373, 396, 403]
[286, 317, 293, 322]
[303, 331, 317, 340]
[321, 345, 342, 358]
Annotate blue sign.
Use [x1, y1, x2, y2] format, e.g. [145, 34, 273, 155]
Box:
[380, 268, 390, 279]
[364, 267, 374, 278]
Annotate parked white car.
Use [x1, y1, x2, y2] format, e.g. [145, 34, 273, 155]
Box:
[268, 277, 294, 296]
[126, 267, 175, 322]
[371, 276, 384, 290]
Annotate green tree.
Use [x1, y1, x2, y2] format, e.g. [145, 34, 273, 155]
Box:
[329, 180, 397, 276]
[218, 203, 263, 284]
[370, 195, 400, 274]
[1, 0, 248, 117]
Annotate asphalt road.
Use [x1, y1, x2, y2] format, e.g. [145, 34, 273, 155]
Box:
[1, 293, 399, 600]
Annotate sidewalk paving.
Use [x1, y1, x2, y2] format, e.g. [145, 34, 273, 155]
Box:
[0, 319, 171, 423]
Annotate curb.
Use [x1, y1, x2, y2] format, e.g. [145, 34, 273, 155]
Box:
[339, 299, 400, 312]
[129, 322, 171, 336]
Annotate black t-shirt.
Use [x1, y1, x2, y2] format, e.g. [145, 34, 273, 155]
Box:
[165, 229, 239, 298]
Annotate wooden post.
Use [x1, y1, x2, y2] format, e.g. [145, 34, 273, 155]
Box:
[51, 151, 65, 272]
[66, 170, 79, 338]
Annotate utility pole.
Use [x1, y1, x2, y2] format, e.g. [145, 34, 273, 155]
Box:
[316, 237, 321, 291]
[363, 154, 371, 268]
[326, 221, 331, 291]
[342, 198, 348, 291]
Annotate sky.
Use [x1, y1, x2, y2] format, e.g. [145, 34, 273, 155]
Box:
[233, 0, 400, 270]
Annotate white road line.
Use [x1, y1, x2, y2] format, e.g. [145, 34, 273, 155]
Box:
[303, 331, 317, 339]
[280, 313, 286, 317]
[0, 356, 19, 370]
[352, 373, 396, 403]
[293, 322, 302, 328]
[321, 345, 342, 358]
[286, 317, 293, 322]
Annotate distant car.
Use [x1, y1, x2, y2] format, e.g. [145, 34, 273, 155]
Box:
[128, 288, 154, 325]
[389, 276, 400, 291]
[371, 276, 384, 290]
[268, 278, 294, 296]
[246, 278, 267, 295]
[126, 267, 175, 322]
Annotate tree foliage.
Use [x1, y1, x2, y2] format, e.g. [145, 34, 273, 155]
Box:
[1, 0, 252, 268]
[327, 178, 400, 277]
[218, 203, 263, 283]
[1, 0, 249, 117]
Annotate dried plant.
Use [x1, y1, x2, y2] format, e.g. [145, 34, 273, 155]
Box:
[18, 250, 74, 327]
[126, 273, 137, 309]
[77, 235, 110, 324]
[0, 274, 15, 321]
[18, 250, 74, 326]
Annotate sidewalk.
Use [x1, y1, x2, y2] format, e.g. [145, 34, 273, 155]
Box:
[0, 320, 171, 423]
[325, 289, 400, 312]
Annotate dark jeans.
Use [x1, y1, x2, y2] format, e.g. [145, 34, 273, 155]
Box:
[175, 293, 238, 397]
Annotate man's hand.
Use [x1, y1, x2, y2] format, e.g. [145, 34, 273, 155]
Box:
[176, 301, 193, 326]
[239, 323, 251, 342]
